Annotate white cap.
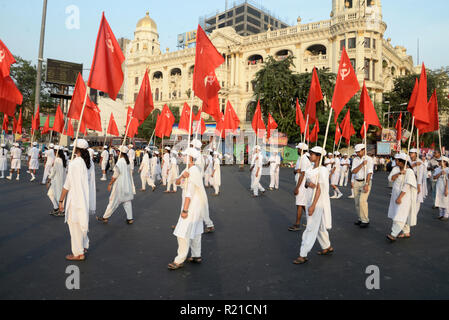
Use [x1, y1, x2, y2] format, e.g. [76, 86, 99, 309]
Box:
[213, 151, 220, 156]
[75, 139, 89, 150]
[104, 145, 109, 149]
[354, 144, 365, 153]
[310, 146, 325, 155]
[128, 144, 133, 148]
[33, 142, 38, 146]
[343, 153, 348, 156]
[409, 148, 418, 154]
[1, 144, 5, 148]
[165, 147, 171, 151]
[185, 147, 200, 160]
[334, 151, 341, 156]
[254, 145, 261, 150]
[441, 156, 449, 163]
[395, 153, 408, 162]
[120, 146, 129, 154]
[328, 153, 333, 156]
[49, 144, 55, 148]
[191, 139, 202, 149]
[64, 148, 68, 151]
[296, 143, 308, 151]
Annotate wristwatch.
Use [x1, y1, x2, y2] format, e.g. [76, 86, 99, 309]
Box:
[182, 210, 189, 214]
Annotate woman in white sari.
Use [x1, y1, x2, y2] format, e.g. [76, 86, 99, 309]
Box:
[48, 149, 67, 216]
[386, 153, 418, 241]
[211, 152, 221, 196]
[434, 157, 449, 221]
[97, 146, 135, 225]
[139, 148, 151, 191]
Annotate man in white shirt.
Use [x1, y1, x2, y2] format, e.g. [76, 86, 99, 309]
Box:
[330, 151, 343, 199]
[41, 144, 56, 185]
[251, 145, 265, 197]
[352, 144, 374, 228]
[100, 146, 109, 181]
[28, 142, 40, 182]
[128, 144, 136, 174]
[162, 147, 171, 186]
[269, 150, 281, 190]
[291, 143, 311, 232]
[7, 143, 22, 181]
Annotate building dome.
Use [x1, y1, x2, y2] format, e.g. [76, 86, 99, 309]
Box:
[136, 12, 157, 30]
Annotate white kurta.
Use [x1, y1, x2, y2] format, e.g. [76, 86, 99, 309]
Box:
[47, 158, 65, 209]
[434, 167, 449, 209]
[387, 167, 418, 226]
[174, 166, 207, 240]
[128, 149, 136, 171]
[28, 147, 40, 170]
[162, 153, 170, 183]
[11, 147, 22, 169]
[251, 152, 265, 196]
[204, 155, 213, 186]
[101, 150, 109, 171]
[212, 157, 221, 192]
[0, 148, 8, 171]
[295, 154, 312, 206]
[412, 160, 426, 205]
[88, 159, 96, 215]
[330, 157, 341, 185]
[140, 153, 150, 189]
[148, 156, 158, 187]
[269, 154, 281, 189]
[108, 158, 135, 206]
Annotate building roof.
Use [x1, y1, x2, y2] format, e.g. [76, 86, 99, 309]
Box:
[137, 12, 157, 30]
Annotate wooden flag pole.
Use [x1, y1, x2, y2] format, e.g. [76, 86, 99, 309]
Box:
[148, 129, 155, 146]
[302, 115, 310, 145]
[70, 89, 89, 161]
[400, 116, 415, 189]
[364, 121, 367, 184]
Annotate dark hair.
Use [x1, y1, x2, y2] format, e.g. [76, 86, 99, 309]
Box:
[1, 147, 5, 156]
[57, 150, 67, 168]
[77, 148, 91, 170]
[121, 153, 130, 165]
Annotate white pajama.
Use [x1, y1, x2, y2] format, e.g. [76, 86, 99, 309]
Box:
[391, 221, 411, 237]
[68, 221, 89, 257]
[104, 201, 133, 220]
[299, 208, 331, 258]
[174, 234, 202, 264]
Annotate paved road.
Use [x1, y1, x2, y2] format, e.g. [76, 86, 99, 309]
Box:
[0, 164, 448, 300]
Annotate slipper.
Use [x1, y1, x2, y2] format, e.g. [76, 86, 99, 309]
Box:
[126, 219, 134, 225]
[65, 254, 85, 261]
[397, 233, 411, 239]
[187, 257, 202, 264]
[288, 225, 301, 232]
[386, 235, 397, 242]
[293, 257, 308, 265]
[317, 248, 334, 256]
[168, 262, 184, 270]
[96, 216, 109, 224]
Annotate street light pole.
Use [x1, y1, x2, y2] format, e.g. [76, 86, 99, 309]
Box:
[34, 0, 48, 114]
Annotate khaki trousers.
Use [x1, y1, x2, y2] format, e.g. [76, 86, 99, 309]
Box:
[354, 180, 372, 223]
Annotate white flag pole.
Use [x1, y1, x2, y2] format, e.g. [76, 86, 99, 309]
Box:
[70, 89, 89, 161]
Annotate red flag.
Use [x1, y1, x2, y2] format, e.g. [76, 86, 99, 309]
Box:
[395, 112, 402, 141]
[201, 75, 222, 122]
[159, 104, 175, 137]
[32, 106, 40, 134]
[12, 115, 17, 134]
[304, 68, 323, 124]
[223, 101, 240, 134]
[16, 108, 23, 134]
[341, 112, 356, 144]
[295, 98, 306, 134]
[133, 69, 154, 123]
[0, 76, 23, 117]
[332, 47, 360, 122]
[178, 102, 192, 133]
[252, 100, 266, 136]
[215, 112, 225, 137]
[126, 107, 139, 138]
[418, 90, 439, 134]
[407, 78, 419, 114]
[68, 73, 97, 120]
[267, 113, 278, 139]
[41, 115, 51, 135]
[193, 25, 225, 104]
[155, 114, 164, 139]
[64, 120, 75, 138]
[0, 39, 16, 78]
[87, 12, 125, 100]
[193, 110, 206, 135]
[53, 105, 65, 133]
[414, 63, 430, 126]
[82, 102, 103, 132]
[107, 113, 120, 136]
[359, 81, 382, 128]
[2, 114, 9, 133]
[309, 120, 320, 143]
[334, 122, 342, 145]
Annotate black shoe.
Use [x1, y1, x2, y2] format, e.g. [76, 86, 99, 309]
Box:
[50, 209, 59, 216]
[354, 221, 362, 226]
[359, 222, 370, 228]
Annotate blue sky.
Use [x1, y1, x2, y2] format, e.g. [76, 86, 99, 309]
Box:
[1, 0, 448, 75]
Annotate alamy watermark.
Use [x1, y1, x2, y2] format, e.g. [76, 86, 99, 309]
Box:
[65, 5, 80, 30]
[65, 265, 80, 290]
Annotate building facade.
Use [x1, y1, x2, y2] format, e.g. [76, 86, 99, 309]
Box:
[123, 0, 415, 128]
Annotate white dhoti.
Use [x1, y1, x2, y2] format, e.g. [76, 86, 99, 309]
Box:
[104, 200, 133, 220]
[174, 234, 202, 264]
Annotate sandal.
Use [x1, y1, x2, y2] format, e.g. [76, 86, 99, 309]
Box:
[386, 235, 397, 242]
[96, 217, 109, 224]
[168, 262, 184, 270]
[65, 254, 85, 261]
[187, 257, 202, 264]
[205, 227, 215, 234]
[317, 247, 334, 256]
[126, 219, 134, 225]
[397, 233, 411, 239]
[288, 225, 300, 232]
[293, 257, 308, 265]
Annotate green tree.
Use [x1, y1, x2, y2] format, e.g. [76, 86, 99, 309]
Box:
[137, 104, 181, 142]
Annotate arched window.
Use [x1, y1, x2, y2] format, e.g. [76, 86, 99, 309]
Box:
[155, 88, 159, 101]
[188, 65, 195, 76]
[247, 54, 264, 65]
[245, 101, 257, 122]
[305, 44, 327, 56]
[153, 71, 163, 80]
[275, 49, 292, 61]
[170, 68, 182, 76]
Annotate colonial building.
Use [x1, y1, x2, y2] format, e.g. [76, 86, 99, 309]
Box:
[121, 0, 414, 129]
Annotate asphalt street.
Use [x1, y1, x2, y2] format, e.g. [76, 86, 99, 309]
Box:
[0, 164, 448, 300]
